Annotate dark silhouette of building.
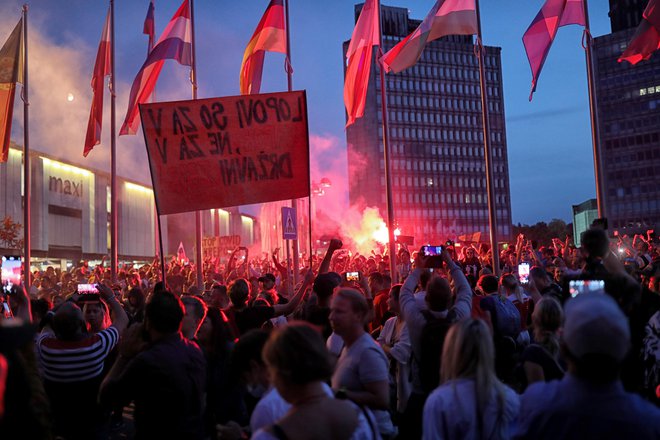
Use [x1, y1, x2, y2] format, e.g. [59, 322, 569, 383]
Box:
[593, 0, 660, 230]
[344, 4, 512, 243]
[608, 0, 646, 33]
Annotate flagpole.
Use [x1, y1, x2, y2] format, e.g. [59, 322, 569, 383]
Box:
[284, 0, 302, 281]
[376, 1, 397, 283]
[475, 0, 500, 276]
[582, 0, 605, 219]
[110, 0, 118, 283]
[21, 4, 30, 289]
[189, 0, 203, 290]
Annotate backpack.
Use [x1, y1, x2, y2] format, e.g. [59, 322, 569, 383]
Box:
[489, 296, 521, 339]
[418, 309, 453, 394]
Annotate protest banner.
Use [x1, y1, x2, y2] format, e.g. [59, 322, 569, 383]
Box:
[202, 235, 241, 260]
[140, 90, 310, 215]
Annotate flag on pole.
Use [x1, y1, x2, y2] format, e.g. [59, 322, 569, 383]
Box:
[239, 0, 286, 95]
[0, 18, 23, 163]
[523, 0, 585, 100]
[177, 241, 188, 264]
[619, 0, 660, 65]
[83, 9, 111, 157]
[144, 0, 155, 52]
[344, 0, 380, 127]
[120, 0, 192, 136]
[381, 0, 477, 73]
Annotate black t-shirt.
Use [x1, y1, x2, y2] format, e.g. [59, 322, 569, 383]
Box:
[520, 343, 564, 389]
[303, 304, 332, 339]
[234, 306, 275, 335]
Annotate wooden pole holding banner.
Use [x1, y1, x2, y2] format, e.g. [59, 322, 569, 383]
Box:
[157, 214, 166, 286]
[21, 4, 30, 289]
[110, 0, 118, 283]
[189, 0, 204, 290]
[284, 0, 301, 283]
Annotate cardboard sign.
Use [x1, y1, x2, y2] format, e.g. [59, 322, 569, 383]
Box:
[202, 235, 241, 260]
[140, 91, 310, 215]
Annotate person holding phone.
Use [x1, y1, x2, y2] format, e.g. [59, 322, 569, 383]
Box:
[37, 283, 128, 440]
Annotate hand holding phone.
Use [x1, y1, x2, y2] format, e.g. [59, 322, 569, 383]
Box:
[1, 256, 22, 295]
[420, 245, 444, 268]
[518, 263, 530, 284]
[345, 272, 360, 282]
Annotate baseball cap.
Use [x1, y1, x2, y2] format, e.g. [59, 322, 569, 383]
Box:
[563, 293, 630, 362]
[258, 273, 276, 284]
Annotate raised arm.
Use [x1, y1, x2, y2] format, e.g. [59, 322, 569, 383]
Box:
[98, 283, 129, 334]
[273, 269, 314, 317]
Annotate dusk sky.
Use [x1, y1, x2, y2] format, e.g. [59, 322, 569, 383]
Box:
[0, 0, 612, 226]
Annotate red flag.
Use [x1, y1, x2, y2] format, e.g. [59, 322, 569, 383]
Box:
[83, 9, 111, 157]
[381, 0, 477, 73]
[240, 0, 286, 95]
[619, 0, 660, 65]
[120, 0, 192, 136]
[144, 0, 155, 52]
[0, 18, 23, 163]
[344, 0, 380, 127]
[523, 0, 585, 100]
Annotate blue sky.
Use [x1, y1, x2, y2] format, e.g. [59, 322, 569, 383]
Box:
[0, 0, 612, 225]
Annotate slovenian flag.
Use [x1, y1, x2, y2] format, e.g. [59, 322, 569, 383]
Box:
[381, 0, 477, 74]
[120, 0, 192, 135]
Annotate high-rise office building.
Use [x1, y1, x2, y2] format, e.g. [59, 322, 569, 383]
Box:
[608, 0, 646, 33]
[593, 1, 660, 230]
[344, 4, 512, 243]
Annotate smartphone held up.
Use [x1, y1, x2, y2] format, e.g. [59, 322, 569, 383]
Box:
[1, 255, 22, 295]
[420, 245, 444, 268]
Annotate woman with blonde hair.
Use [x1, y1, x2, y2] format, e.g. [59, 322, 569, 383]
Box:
[519, 296, 564, 390]
[423, 319, 519, 440]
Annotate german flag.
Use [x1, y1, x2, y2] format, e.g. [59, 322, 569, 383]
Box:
[240, 0, 286, 95]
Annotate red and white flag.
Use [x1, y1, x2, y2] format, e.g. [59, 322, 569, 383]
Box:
[120, 0, 192, 135]
[523, 0, 585, 100]
[0, 17, 23, 163]
[144, 0, 155, 52]
[344, 0, 380, 127]
[381, 0, 477, 73]
[83, 8, 111, 157]
[619, 0, 660, 65]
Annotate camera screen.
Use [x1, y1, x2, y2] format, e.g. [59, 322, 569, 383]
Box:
[569, 280, 605, 298]
[78, 284, 100, 295]
[422, 246, 443, 256]
[518, 263, 530, 284]
[1, 256, 22, 294]
[346, 272, 359, 282]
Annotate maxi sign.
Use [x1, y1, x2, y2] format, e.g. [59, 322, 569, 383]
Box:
[140, 91, 310, 215]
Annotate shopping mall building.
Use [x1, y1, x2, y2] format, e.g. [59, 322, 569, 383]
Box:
[0, 145, 258, 271]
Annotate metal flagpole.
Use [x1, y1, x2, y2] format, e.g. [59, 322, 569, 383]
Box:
[110, 0, 118, 282]
[475, 0, 500, 276]
[582, 0, 605, 219]
[21, 5, 30, 289]
[284, 0, 301, 283]
[376, 1, 397, 283]
[190, 0, 204, 290]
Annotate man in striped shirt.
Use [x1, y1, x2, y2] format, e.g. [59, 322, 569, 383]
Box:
[37, 284, 128, 440]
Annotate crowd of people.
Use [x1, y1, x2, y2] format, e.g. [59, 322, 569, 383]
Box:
[1, 227, 660, 439]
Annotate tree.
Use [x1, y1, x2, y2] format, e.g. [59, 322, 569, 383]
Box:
[0, 216, 24, 250]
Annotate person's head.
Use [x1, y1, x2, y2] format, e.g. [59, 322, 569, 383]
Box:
[228, 278, 251, 309]
[145, 290, 185, 336]
[83, 300, 111, 333]
[532, 297, 563, 355]
[209, 284, 230, 309]
[262, 323, 334, 403]
[258, 273, 276, 291]
[581, 228, 610, 260]
[477, 274, 499, 295]
[197, 307, 234, 355]
[466, 248, 476, 259]
[181, 295, 208, 340]
[529, 266, 551, 290]
[52, 302, 87, 341]
[228, 329, 270, 396]
[386, 284, 403, 315]
[425, 277, 452, 312]
[499, 273, 518, 293]
[368, 272, 384, 293]
[52, 294, 65, 308]
[562, 293, 630, 384]
[312, 272, 342, 302]
[30, 298, 52, 325]
[329, 288, 369, 338]
[126, 287, 144, 309]
[441, 318, 496, 384]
